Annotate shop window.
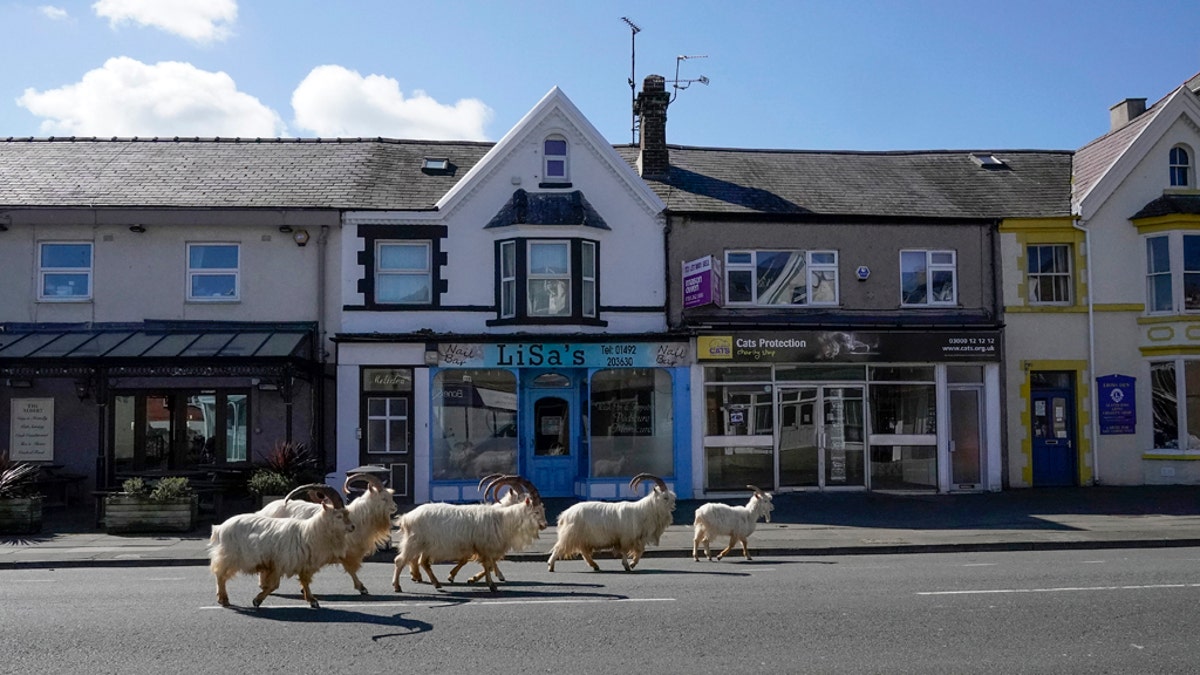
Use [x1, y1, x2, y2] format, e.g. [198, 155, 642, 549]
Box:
[725, 249, 838, 306]
[187, 243, 239, 301]
[376, 241, 432, 304]
[900, 250, 956, 306]
[432, 369, 518, 480]
[39, 242, 92, 301]
[589, 368, 673, 478]
[1026, 244, 1073, 305]
[1150, 359, 1200, 452]
[493, 238, 599, 324]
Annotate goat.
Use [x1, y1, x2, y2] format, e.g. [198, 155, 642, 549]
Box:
[406, 473, 522, 585]
[258, 472, 397, 594]
[547, 473, 676, 573]
[208, 484, 354, 608]
[392, 475, 546, 593]
[692, 485, 775, 561]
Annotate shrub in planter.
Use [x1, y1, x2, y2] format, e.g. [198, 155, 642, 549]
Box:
[247, 469, 294, 507]
[0, 451, 43, 534]
[104, 476, 198, 533]
[258, 440, 320, 485]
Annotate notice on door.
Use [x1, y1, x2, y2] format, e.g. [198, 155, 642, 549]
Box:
[10, 398, 54, 462]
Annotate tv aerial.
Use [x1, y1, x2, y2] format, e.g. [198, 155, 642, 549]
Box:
[669, 54, 709, 103]
[621, 16, 641, 144]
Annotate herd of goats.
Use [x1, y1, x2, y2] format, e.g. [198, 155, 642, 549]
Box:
[207, 472, 776, 609]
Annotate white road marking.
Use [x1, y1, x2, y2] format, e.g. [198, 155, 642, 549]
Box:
[199, 597, 677, 611]
[470, 597, 676, 607]
[961, 563, 997, 567]
[918, 583, 1200, 596]
[1080, 560, 1106, 564]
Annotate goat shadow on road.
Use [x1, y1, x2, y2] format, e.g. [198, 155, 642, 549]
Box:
[226, 603, 434, 636]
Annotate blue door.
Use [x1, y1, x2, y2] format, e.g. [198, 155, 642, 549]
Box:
[1031, 389, 1076, 486]
[524, 372, 580, 497]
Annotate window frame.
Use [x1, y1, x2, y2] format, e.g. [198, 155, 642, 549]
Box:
[375, 240, 433, 305]
[186, 242, 240, 302]
[38, 241, 93, 302]
[492, 237, 601, 325]
[1144, 232, 1200, 315]
[723, 249, 840, 307]
[543, 135, 569, 184]
[900, 249, 958, 307]
[1169, 145, 1192, 189]
[527, 240, 572, 317]
[1026, 243, 1074, 305]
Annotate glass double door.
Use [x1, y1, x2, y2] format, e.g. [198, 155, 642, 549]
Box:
[112, 390, 248, 477]
[777, 386, 866, 489]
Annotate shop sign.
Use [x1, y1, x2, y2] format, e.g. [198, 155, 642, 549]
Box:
[437, 342, 690, 368]
[696, 330, 1000, 363]
[1097, 374, 1135, 435]
[683, 255, 723, 309]
[363, 367, 413, 392]
[10, 398, 54, 462]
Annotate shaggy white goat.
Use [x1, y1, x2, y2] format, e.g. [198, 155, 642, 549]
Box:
[547, 473, 676, 573]
[407, 473, 525, 585]
[692, 485, 775, 561]
[208, 484, 354, 608]
[392, 475, 546, 593]
[258, 472, 397, 594]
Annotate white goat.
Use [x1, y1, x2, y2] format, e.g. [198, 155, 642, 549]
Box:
[547, 473, 676, 573]
[692, 485, 775, 561]
[258, 472, 397, 594]
[208, 484, 354, 608]
[392, 475, 546, 593]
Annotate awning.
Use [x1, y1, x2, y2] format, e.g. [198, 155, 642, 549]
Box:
[0, 322, 314, 360]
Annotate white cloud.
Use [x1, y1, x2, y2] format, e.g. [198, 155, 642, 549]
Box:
[291, 65, 493, 140]
[92, 0, 236, 43]
[17, 57, 286, 138]
[39, 6, 69, 20]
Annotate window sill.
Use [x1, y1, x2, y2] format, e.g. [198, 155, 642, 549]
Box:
[538, 182, 573, 189]
[487, 316, 607, 328]
[1143, 451, 1200, 460]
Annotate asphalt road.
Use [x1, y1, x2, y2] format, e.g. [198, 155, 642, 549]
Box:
[2, 547, 1198, 674]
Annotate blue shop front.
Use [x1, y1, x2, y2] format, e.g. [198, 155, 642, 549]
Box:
[427, 339, 692, 502]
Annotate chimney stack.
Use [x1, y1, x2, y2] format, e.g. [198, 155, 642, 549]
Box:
[635, 74, 670, 179]
[1109, 97, 1147, 131]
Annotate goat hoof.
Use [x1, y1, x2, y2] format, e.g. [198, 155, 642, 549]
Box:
[358, 588, 369, 596]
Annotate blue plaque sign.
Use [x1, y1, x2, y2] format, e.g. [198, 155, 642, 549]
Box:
[1097, 374, 1135, 435]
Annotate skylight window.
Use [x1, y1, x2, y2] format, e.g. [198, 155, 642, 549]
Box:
[422, 157, 450, 171]
[970, 153, 1007, 169]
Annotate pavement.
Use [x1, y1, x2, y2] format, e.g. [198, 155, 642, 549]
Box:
[2, 486, 1198, 570]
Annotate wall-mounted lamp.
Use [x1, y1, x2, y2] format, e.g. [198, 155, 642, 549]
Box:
[129, 224, 146, 233]
[5, 378, 33, 388]
[74, 377, 92, 401]
[293, 229, 310, 247]
[278, 225, 294, 234]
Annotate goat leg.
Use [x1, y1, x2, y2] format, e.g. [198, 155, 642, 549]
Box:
[421, 557, 443, 589]
[342, 558, 369, 595]
[716, 536, 737, 561]
[297, 571, 320, 608]
[253, 571, 281, 608]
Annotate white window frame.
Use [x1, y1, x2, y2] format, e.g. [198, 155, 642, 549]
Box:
[581, 241, 597, 318]
[1026, 243, 1073, 305]
[543, 135, 569, 183]
[500, 240, 517, 319]
[376, 240, 432, 305]
[365, 396, 410, 454]
[186, 243, 240, 302]
[900, 249, 957, 307]
[723, 249, 840, 307]
[527, 240, 571, 317]
[38, 241, 93, 302]
[1144, 233, 1200, 314]
[1169, 145, 1193, 188]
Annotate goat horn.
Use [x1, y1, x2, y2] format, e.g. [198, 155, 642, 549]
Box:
[630, 473, 666, 492]
[313, 484, 346, 509]
[477, 473, 504, 494]
[344, 472, 385, 494]
[516, 476, 542, 505]
[482, 474, 513, 503]
[487, 475, 523, 503]
[746, 484, 766, 498]
[284, 483, 331, 503]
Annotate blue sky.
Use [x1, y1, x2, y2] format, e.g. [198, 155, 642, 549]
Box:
[2, 0, 1198, 151]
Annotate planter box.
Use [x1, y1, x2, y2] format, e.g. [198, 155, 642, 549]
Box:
[0, 496, 44, 534]
[258, 494, 287, 509]
[104, 495, 198, 533]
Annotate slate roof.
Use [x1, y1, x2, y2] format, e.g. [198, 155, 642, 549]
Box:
[1071, 100, 1164, 207]
[1, 137, 1071, 219]
[0, 137, 491, 210]
[617, 146, 1072, 219]
[1131, 194, 1200, 220]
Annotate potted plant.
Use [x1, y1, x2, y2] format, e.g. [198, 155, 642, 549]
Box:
[104, 476, 198, 533]
[247, 468, 294, 508]
[248, 440, 319, 507]
[0, 451, 43, 534]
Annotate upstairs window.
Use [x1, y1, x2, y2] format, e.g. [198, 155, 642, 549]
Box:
[494, 238, 598, 324]
[900, 250, 957, 306]
[187, 243, 239, 301]
[1026, 244, 1073, 305]
[724, 250, 839, 306]
[1146, 235, 1173, 312]
[543, 136, 569, 183]
[1144, 233, 1200, 313]
[376, 241, 432, 304]
[1170, 145, 1192, 188]
[39, 242, 93, 301]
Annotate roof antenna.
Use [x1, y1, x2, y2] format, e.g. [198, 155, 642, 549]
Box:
[669, 54, 710, 103]
[621, 16, 641, 145]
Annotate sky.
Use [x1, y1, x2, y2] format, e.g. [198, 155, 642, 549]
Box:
[2, 0, 1198, 152]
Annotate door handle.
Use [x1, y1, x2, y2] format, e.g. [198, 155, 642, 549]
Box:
[950, 441, 956, 453]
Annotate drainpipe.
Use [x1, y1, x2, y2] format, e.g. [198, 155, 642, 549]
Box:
[1072, 216, 1100, 485]
[316, 224, 330, 469]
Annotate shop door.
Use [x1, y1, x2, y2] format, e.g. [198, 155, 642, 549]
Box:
[777, 385, 866, 489]
[525, 373, 579, 497]
[1031, 388, 1076, 486]
[949, 387, 984, 489]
